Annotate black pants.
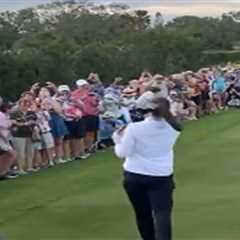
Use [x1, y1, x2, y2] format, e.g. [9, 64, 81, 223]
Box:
[123, 171, 175, 240]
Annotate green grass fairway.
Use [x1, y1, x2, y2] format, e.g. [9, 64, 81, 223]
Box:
[1, 111, 240, 240]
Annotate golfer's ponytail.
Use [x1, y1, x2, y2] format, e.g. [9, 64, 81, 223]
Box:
[152, 97, 183, 132]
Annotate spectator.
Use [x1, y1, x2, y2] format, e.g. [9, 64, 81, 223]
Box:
[58, 85, 86, 160]
[71, 79, 96, 157]
[0, 98, 17, 179]
[212, 71, 226, 110]
[10, 97, 36, 174]
[38, 85, 68, 164]
[1, 63, 239, 181]
[33, 99, 55, 168]
[87, 73, 105, 98]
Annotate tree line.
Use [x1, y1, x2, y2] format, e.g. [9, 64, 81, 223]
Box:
[0, 1, 240, 99]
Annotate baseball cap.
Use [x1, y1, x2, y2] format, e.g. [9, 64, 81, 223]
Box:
[58, 85, 70, 92]
[76, 79, 89, 87]
[136, 91, 157, 110]
[170, 90, 178, 96]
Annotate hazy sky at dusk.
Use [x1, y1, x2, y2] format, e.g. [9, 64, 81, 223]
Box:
[0, 1, 240, 20]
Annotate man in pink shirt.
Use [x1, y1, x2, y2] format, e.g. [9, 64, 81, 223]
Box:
[72, 79, 100, 153]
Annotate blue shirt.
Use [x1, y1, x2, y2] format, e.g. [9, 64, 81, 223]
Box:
[212, 76, 226, 92]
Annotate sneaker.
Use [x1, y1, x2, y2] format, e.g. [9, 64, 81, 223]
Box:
[6, 173, 19, 179]
[98, 142, 107, 150]
[49, 161, 55, 167]
[40, 163, 49, 169]
[58, 159, 67, 164]
[19, 170, 28, 176]
[6, 169, 19, 179]
[87, 144, 97, 153]
[32, 168, 40, 172]
[88, 148, 97, 154]
[0, 175, 18, 180]
[75, 153, 90, 160]
[80, 153, 90, 159]
[66, 158, 74, 162]
[7, 169, 19, 175]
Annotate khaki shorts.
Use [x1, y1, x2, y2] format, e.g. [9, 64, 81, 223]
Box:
[33, 132, 55, 150]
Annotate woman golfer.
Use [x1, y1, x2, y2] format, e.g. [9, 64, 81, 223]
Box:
[113, 93, 182, 240]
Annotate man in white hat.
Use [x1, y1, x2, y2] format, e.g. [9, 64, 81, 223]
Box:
[58, 85, 70, 93]
[72, 79, 100, 154]
[76, 79, 89, 88]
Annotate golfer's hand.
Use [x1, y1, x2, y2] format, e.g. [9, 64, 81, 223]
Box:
[116, 126, 127, 136]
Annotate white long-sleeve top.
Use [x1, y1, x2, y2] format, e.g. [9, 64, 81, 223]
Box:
[113, 117, 181, 176]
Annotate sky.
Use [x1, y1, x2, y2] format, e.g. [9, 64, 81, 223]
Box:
[0, 0, 240, 20]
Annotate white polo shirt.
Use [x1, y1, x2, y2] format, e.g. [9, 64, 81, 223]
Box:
[113, 117, 181, 177]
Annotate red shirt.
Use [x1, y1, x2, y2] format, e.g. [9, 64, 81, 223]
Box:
[71, 89, 99, 116]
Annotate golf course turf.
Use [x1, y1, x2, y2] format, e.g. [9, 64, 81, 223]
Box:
[1, 110, 240, 240]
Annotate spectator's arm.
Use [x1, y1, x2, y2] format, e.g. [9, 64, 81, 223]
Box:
[51, 100, 63, 115]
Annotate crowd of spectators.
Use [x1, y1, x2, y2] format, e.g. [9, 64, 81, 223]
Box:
[1, 64, 240, 180]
